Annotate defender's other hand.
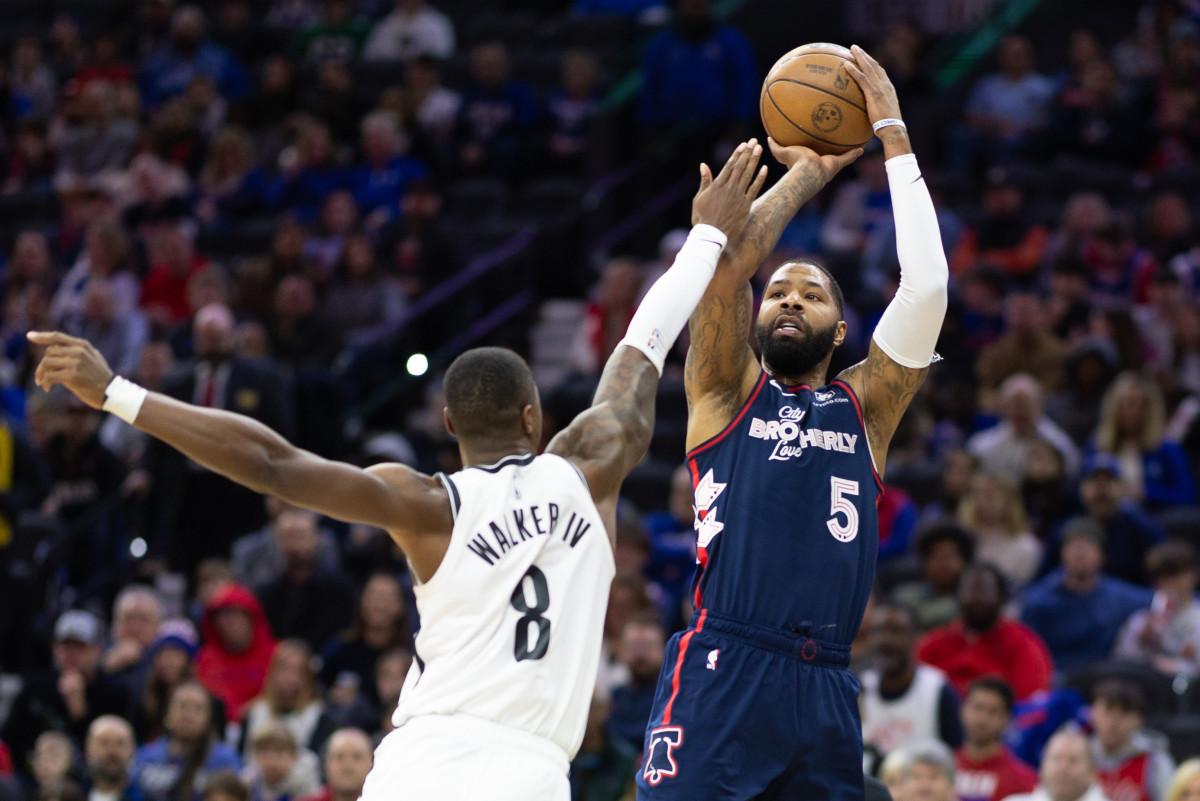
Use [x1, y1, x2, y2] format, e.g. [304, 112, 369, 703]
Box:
[845, 44, 904, 132]
[28, 331, 114, 409]
[768, 137, 863, 184]
[692, 138, 769, 241]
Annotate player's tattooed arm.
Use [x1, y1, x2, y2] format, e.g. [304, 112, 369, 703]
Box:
[548, 345, 657, 507]
[27, 331, 449, 538]
[838, 341, 929, 477]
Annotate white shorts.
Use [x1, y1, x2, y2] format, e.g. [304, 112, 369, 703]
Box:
[361, 714, 570, 800]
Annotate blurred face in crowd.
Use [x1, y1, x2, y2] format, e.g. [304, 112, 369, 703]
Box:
[212, 607, 254, 653]
[324, 731, 373, 797]
[998, 36, 1034, 79]
[923, 539, 966, 594]
[999, 377, 1041, 433]
[618, 621, 665, 686]
[361, 575, 404, 629]
[1114, 383, 1149, 440]
[362, 117, 398, 164]
[958, 567, 1003, 633]
[471, 43, 509, 88]
[868, 606, 916, 677]
[166, 683, 211, 742]
[375, 651, 411, 707]
[1041, 732, 1094, 801]
[194, 304, 236, 360]
[13, 231, 51, 278]
[275, 510, 320, 571]
[1003, 293, 1043, 337]
[114, 592, 162, 648]
[53, 636, 100, 676]
[967, 474, 1009, 527]
[668, 465, 694, 524]
[137, 342, 175, 389]
[1091, 698, 1141, 753]
[1025, 439, 1065, 484]
[270, 645, 311, 710]
[33, 733, 72, 787]
[598, 258, 641, 309]
[255, 745, 295, 787]
[321, 191, 358, 235]
[153, 644, 192, 684]
[1080, 470, 1122, 519]
[962, 686, 1010, 749]
[86, 717, 135, 788]
[1173, 770, 1200, 801]
[905, 760, 955, 801]
[1061, 533, 1104, 584]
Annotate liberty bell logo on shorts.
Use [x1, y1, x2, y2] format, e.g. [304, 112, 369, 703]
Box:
[643, 726, 684, 785]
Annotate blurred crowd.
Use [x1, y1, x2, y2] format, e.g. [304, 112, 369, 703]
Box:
[0, 0, 1199, 800]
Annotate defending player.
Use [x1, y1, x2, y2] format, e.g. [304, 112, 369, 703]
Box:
[636, 46, 949, 799]
[29, 142, 769, 800]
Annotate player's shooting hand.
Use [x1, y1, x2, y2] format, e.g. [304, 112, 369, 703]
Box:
[844, 44, 903, 133]
[27, 331, 114, 409]
[767, 137, 862, 184]
[692, 138, 769, 241]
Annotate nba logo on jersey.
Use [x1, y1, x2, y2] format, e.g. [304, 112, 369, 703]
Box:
[643, 726, 684, 785]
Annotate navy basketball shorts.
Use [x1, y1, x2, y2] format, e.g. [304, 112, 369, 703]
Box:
[635, 612, 864, 801]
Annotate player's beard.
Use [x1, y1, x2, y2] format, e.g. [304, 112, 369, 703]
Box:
[755, 316, 839, 379]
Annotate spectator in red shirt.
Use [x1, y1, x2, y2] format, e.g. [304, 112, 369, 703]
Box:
[955, 677, 1037, 801]
[916, 563, 1054, 701]
[297, 729, 371, 801]
[141, 223, 209, 326]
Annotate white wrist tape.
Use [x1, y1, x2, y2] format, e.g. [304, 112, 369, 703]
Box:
[872, 118, 906, 133]
[872, 153, 949, 369]
[102, 376, 148, 424]
[618, 223, 727, 376]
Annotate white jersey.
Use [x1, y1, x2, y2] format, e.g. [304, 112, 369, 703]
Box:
[391, 453, 614, 761]
[860, 664, 950, 755]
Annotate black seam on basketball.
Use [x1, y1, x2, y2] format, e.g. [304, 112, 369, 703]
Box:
[765, 90, 849, 148]
[767, 78, 868, 112]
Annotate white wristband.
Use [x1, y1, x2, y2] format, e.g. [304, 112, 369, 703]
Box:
[102, 376, 148, 424]
[618, 223, 726, 376]
[872, 118, 906, 133]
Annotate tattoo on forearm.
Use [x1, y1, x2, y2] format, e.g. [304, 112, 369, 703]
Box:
[738, 161, 825, 266]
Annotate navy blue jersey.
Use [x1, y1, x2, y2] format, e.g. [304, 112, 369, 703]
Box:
[686, 372, 882, 644]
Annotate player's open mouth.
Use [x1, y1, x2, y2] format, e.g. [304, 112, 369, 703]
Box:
[774, 316, 804, 337]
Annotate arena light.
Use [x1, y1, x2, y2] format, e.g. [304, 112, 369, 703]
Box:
[130, 538, 148, 558]
[407, 353, 429, 376]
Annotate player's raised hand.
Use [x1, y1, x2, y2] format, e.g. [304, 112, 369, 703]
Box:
[692, 138, 769, 241]
[27, 331, 114, 409]
[767, 136, 863, 183]
[844, 44, 903, 133]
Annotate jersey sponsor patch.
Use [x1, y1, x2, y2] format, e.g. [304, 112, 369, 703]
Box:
[643, 726, 684, 785]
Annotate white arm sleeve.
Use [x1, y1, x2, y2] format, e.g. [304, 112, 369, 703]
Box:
[871, 153, 949, 369]
[617, 223, 727, 375]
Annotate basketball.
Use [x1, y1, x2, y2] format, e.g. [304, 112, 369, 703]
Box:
[760, 43, 873, 156]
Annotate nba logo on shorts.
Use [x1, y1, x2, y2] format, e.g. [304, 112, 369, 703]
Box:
[643, 726, 684, 785]
[706, 649, 719, 670]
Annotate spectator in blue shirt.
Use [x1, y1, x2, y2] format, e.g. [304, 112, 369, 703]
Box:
[607, 614, 665, 752]
[348, 111, 428, 231]
[1086, 371, 1197, 510]
[1021, 517, 1152, 674]
[131, 682, 241, 801]
[455, 41, 538, 179]
[637, 0, 757, 133]
[140, 6, 249, 108]
[1039, 454, 1166, 585]
[545, 50, 601, 177]
[949, 35, 1055, 174]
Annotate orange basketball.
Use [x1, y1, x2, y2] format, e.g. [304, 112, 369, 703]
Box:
[760, 43, 872, 156]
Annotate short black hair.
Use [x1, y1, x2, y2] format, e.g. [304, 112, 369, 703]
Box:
[202, 773, 248, 801]
[1147, 539, 1198, 579]
[1092, 678, 1144, 715]
[443, 347, 537, 441]
[966, 676, 1016, 714]
[777, 259, 845, 320]
[961, 561, 1010, 604]
[915, 521, 976, 562]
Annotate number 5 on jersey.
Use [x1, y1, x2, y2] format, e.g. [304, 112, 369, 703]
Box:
[827, 476, 859, 542]
[511, 565, 551, 661]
